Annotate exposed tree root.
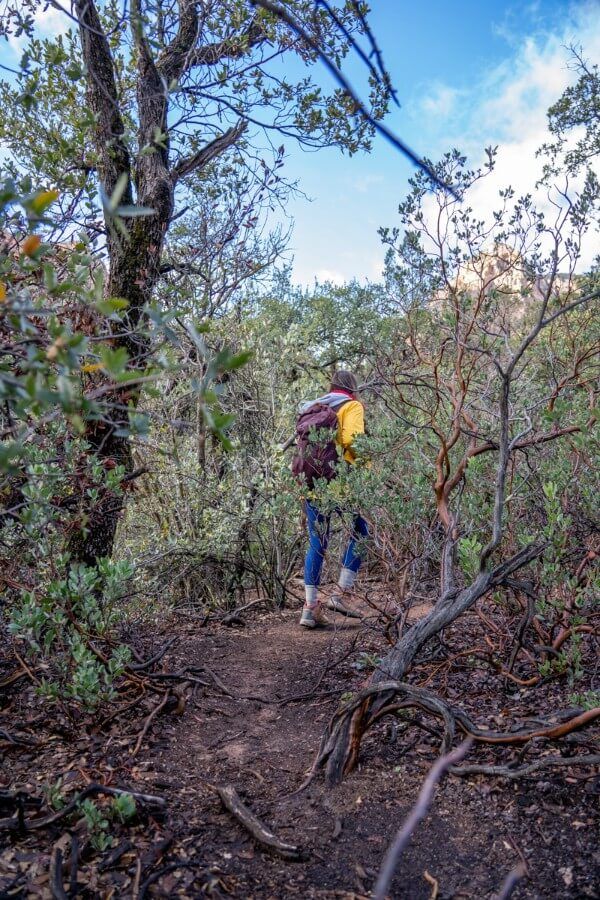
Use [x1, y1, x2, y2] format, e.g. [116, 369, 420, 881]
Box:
[128, 637, 178, 672]
[314, 539, 585, 784]
[453, 705, 600, 744]
[451, 753, 600, 779]
[314, 679, 600, 786]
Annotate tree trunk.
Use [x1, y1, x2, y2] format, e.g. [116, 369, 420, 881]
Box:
[69, 0, 245, 565]
[70, 0, 176, 565]
[70, 212, 171, 565]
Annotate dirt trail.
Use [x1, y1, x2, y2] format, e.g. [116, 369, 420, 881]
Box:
[154, 602, 474, 899]
[139, 597, 598, 899]
[3, 593, 597, 898]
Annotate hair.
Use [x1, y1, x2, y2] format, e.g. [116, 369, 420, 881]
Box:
[330, 369, 358, 394]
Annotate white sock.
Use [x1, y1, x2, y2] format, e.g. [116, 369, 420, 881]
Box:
[338, 567, 357, 592]
[305, 585, 318, 608]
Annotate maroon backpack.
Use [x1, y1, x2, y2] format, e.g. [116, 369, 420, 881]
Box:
[291, 402, 343, 488]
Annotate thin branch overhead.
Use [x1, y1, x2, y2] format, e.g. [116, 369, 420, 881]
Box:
[251, 0, 460, 198]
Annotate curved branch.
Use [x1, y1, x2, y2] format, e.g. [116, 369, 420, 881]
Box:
[373, 740, 473, 900]
[172, 120, 248, 182]
[185, 18, 268, 68]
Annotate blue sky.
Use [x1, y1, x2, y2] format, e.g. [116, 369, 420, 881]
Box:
[2, 0, 599, 284]
[279, 0, 600, 284]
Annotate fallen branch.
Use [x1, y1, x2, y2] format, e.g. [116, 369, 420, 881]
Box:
[197, 666, 272, 703]
[132, 691, 171, 757]
[216, 784, 302, 860]
[373, 740, 472, 900]
[221, 598, 264, 626]
[0, 728, 37, 747]
[69, 833, 79, 897]
[0, 667, 30, 688]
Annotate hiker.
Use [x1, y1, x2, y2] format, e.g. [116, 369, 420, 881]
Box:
[292, 370, 369, 629]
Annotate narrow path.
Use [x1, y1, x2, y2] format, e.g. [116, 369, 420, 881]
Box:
[148, 602, 495, 899]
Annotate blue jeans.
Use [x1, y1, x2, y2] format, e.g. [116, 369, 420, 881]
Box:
[304, 500, 369, 587]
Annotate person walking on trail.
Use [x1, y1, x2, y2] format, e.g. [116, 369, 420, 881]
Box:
[292, 370, 369, 629]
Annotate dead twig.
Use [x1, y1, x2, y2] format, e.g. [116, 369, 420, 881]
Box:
[131, 854, 142, 900]
[494, 863, 527, 900]
[49, 845, 67, 900]
[128, 637, 177, 671]
[13, 649, 40, 685]
[172, 680, 190, 715]
[198, 666, 272, 703]
[221, 597, 264, 626]
[68, 833, 79, 898]
[216, 784, 302, 860]
[132, 691, 170, 757]
[373, 740, 472, 900]
[0, 667, 29, 688]
[424, 870, 439, 900]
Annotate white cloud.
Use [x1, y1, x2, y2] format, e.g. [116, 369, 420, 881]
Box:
[479, 8, 600, 145]
[368, 254, 385, 281]
[314, 268, 346, 285]
[6, 3, 70, 54]
[421, 83, 461, 119]
[287, 3, 600, 287]
[350, 173, 384, 194]
[418, 3, 600, 272]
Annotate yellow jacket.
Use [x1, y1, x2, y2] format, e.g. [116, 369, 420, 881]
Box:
[336, 400, 365, 463]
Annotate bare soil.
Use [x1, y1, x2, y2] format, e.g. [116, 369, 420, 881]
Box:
[1, 590, 599, 898]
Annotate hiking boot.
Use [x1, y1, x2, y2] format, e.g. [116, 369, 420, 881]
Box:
[299, 603, 330, 628]
[325, 594, 362, 619]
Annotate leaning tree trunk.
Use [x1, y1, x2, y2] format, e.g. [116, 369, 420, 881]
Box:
[320, 542, 545, 784]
